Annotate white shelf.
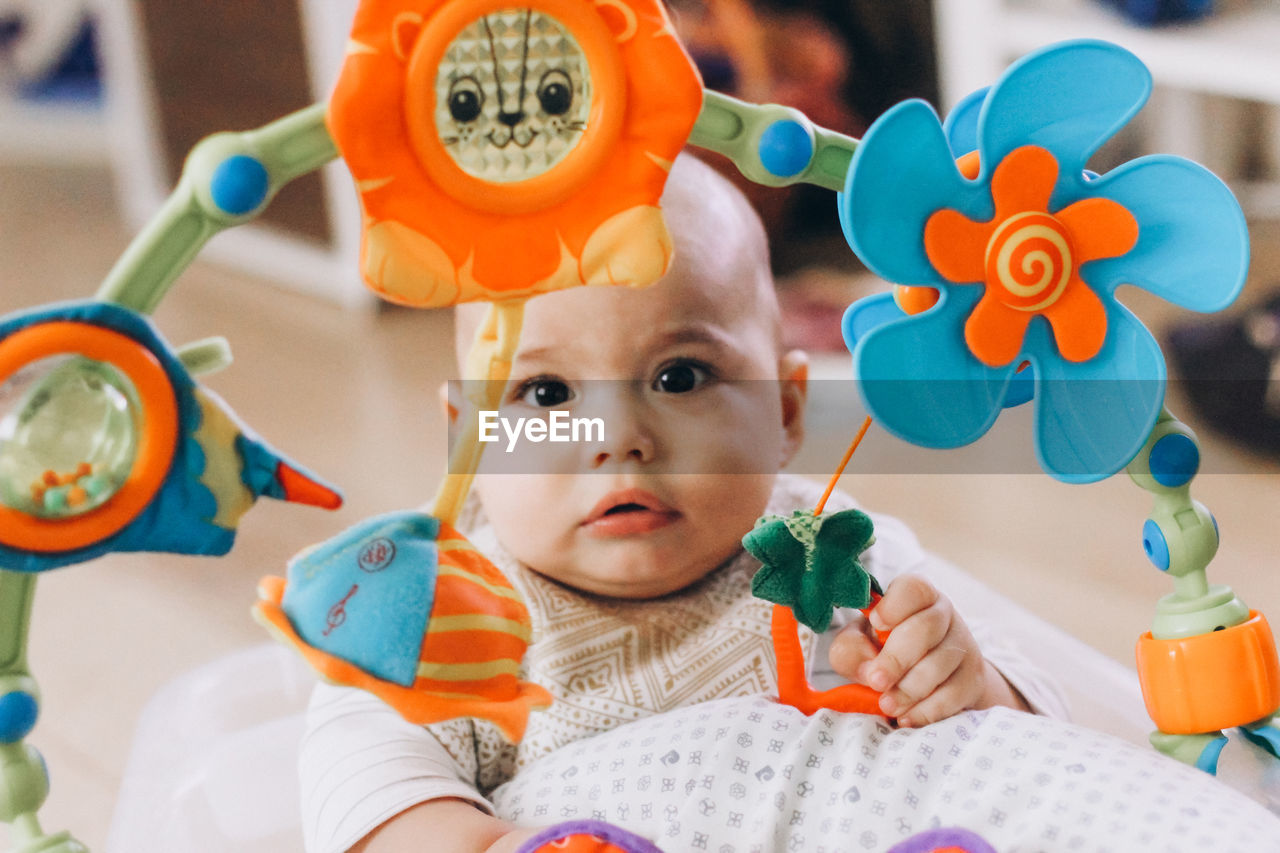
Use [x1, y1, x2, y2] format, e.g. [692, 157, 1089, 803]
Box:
[936, 0, 1280, 107]
[932, 1, 1280, 215]
[0, 94, 107, 164]
[1001, 0, 1280, 103]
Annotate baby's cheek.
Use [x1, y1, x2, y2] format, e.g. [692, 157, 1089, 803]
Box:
[680, 474, 774, 565]
[476, 478, 562, 561]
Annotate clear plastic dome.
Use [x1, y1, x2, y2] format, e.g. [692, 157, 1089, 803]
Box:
[0, 355, 141, 519]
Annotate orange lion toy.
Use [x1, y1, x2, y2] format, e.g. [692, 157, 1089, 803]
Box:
[328, 0, 705, 307]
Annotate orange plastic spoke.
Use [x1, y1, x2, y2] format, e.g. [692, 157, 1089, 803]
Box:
[990, 145, 1058, 218]
[1054, 196, 1139, 262]
[924, 208, 992, 284]
[1042, 276, 1109, 362]
[964, 292, 1034, 367]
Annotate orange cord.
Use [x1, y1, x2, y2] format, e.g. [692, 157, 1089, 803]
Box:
[814, 415, 872, 515]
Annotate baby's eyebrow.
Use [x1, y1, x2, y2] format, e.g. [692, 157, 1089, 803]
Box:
[511, 345, 557, 362]
[515, 324, 734, 364]
[652, 323, 737, 350]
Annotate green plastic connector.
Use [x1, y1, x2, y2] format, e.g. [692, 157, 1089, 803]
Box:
[1149, 729, 1226, 769]
[175, 337, 234, 377]
[0, 744, 50, 826]
[1127, 410, 1249, 639]
[0, 571, 35, 684]
[0, 573, 85, 852]
[689, 90, 858, 193]
[95, 103, 339, 315]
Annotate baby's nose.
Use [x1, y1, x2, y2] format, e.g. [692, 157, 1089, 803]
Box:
[592, 439, 654, 467]
[589, 394, 656, 467]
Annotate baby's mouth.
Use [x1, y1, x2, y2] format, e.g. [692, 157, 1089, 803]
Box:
[582, 489, 681, 537]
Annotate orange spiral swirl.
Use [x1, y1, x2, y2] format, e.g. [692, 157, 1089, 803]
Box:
[983, 211, 1074, 312]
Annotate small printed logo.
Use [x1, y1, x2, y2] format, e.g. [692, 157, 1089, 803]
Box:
[358, 538, 396, 572]
[323, 584, 359, 636]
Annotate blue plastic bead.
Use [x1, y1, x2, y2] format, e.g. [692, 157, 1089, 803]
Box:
[1149, 433, 1199, 488]
[1142, 519, 1171, 572]
[0, 691, 39, 743]
[210, 155, 270, 216]
[758, 120, 813, 178]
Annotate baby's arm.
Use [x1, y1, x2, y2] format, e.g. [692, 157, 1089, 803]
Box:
[827, 573, 1029, 727]
[349, 799, 537, 853]
[301, 683, 538, 853]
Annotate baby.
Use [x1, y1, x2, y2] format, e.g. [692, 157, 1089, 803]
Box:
[299, 154, 1065, 853]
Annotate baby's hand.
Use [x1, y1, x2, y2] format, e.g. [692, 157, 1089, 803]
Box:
[827, 574, 1028, 726]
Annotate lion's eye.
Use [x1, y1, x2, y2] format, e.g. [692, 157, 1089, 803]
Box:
[537, 70, 573, 116]
[448, 77, 484, 122]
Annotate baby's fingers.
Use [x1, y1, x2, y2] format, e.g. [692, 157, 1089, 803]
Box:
[893, 662, 981, 727]
[867, 574, 940, 633]
[859, 597, 951, 693]
[828, 620, 881, 682]
[879, 642, 968, 721]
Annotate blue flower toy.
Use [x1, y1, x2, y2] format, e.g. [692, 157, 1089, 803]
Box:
[840, 39, 1248, 483]
[841, 39, 1280, 776]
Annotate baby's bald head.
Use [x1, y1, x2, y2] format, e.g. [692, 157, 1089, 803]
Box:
[454, 153, 779, 372]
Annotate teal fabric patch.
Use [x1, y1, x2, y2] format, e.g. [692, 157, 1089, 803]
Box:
[283, 512, 440, 686]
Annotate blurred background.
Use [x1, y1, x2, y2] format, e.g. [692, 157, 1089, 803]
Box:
[2, 0, 1280, 848]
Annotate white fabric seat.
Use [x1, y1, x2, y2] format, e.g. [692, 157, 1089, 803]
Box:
[105, 564, 1280, 853]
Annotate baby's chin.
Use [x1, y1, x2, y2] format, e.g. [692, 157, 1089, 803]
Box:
[532, 548, 737, 600]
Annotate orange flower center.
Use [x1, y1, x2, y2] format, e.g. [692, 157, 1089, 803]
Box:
[983, 211, 1075, 313]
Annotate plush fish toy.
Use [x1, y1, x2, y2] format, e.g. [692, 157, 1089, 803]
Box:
[254, 511, 551, 742]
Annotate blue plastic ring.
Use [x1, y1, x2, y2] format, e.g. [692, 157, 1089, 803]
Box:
[1142, 519, 1171, 572]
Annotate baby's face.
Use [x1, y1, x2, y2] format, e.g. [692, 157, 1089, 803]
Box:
[462, 261, 805, 599]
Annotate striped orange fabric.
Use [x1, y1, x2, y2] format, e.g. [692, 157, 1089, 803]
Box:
[420, 627, 529, 665]
[415, 522, 535, 702]
[424, 574, 530, 624]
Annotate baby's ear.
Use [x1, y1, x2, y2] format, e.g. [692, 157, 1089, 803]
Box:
[782, 350, 808, 396]
[779, 350, 808, 465]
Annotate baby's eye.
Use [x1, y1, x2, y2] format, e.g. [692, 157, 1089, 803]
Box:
[515, 377, 574, 408]
[652, 361, 712, 394]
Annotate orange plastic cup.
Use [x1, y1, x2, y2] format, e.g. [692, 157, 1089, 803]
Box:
[1136, 611, 1280, 734]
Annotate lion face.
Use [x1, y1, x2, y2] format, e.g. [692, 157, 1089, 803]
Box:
[434, 9, 593, 183]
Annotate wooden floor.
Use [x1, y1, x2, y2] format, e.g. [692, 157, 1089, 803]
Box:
[3, 162, 1280, 848]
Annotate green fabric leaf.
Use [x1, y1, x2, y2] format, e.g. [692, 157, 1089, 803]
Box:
[743, 508, 878, 633]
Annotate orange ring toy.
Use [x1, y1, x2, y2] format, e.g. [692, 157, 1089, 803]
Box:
[0, 322, 179, 553]
[1136, 611, 1280, 734]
